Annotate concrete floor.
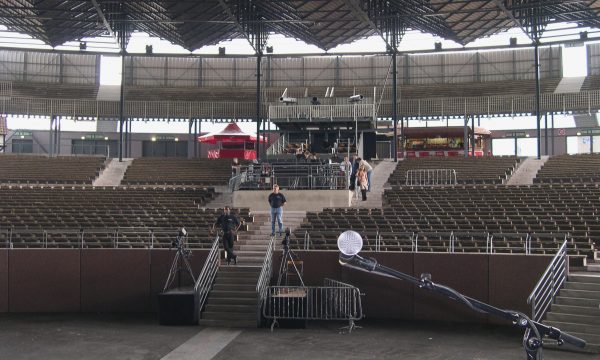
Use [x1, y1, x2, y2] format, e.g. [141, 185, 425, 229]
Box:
[0, 315, 595, 360]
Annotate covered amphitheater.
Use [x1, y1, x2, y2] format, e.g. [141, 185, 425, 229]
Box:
[0, 1, 599, 359]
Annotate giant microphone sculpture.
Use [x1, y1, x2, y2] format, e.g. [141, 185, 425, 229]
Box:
[337, 230, 585, 360]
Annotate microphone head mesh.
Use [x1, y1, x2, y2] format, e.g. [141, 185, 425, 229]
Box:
[337, 230, 363, 256]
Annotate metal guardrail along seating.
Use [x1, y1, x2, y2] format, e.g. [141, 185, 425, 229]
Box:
[527, 240, 568, 322]
[405, 169, 457, 186]
[195, 235, 221, 320]
[263, 278, 363, 332]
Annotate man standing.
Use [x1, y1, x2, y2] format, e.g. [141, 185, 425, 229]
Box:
[268, 184, 286, 237]
[213, 206, 240, 265]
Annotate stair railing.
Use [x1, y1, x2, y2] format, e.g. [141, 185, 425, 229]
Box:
[194, 234, 221, 317]
[256, 236, 275, 324]
[527, 239, 568, 322]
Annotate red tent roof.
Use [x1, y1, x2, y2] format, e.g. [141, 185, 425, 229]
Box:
[198, 123, 266, 144]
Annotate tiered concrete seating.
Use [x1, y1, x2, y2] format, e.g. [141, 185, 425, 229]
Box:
[293, 183, 598, 257]
[388, 157, 521, 185]
[535, 154, 600, 183]
[0, 155, 105, 184]
[11, 82, 98, 100]
[122, 158, 232, 186]
[0, 186, 251, 249]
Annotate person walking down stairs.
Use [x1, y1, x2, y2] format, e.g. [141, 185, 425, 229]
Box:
[212, 206, 240, 265]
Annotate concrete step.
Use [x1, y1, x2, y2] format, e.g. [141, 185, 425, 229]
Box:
[213, 284, 256, 292]
[215, 276, 259, 284]
[564, 282, 600, 291]
[559, 289, 600, 300]
[205, 297, 258, 306]
[569, 274, 600, 284]
[556, 296, 600, 308]
[544, 320, 600, 335]
[197, 318, 257, 328]
[550, 304, 600, 316]
[202, 311, 256, 321]
[210, 290, 256, 298]
[218, 265, 261, 273]
[587, 264, 600, 272]
[546, 312, 600, 326]
[204, 304, 257, 313]
[238, 245, 268, 251]
[233, 250, 266, 257]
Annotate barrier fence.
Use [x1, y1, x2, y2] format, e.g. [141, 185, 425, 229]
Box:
[263, 278, 363, 332]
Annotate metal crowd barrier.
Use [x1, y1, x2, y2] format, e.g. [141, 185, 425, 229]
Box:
[263, 278, 363, 332]
[405, 168, 457, 186]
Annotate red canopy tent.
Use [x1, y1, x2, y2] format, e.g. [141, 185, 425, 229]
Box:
[198, 123, 266, 160]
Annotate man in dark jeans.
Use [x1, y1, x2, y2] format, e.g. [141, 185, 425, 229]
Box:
[268, 184, 286, 237]
[212, 206, 240, 265]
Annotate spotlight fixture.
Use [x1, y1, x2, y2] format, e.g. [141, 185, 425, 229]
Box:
[434, 42, 442, 51]
[218, 47, 226, 55]
[580, 31, 588, 41]
[151, 137, 157, 142]
[79, 42, 87, 50]
[266, 46, 273, 54]
[509, 37, 517, 47]
[145, 45, 153, 54]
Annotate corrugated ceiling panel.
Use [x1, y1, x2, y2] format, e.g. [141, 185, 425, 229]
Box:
[539, 46, 562, 78]
[588, 43, 600, 75]
[408, 54, 442, 85]
[167, 57, 199, 87]
[0, 50, 24, 81]
[338, 56, 372, 86]
[303, 57, 335, 87]
[443, 52, 476, 84]
[26, 52, 60, 83]
[202, 58, 235, 87]
[235, 57, 257, 87]
[62, 53, 96, 84]
[132, 56, 167, 86]
[373, 55, 392, 86]
[514, 48, 536, 80]
[479, 49, 517, 82]
[270, 58, 304, 87]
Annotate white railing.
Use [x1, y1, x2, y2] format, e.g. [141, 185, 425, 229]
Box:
[194, 235, 221, 318]
[527, 239, 568, 322]
[268, 104, 375, 121]
[405, 169, 457, 186]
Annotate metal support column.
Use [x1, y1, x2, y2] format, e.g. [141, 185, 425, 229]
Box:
[392, 46, 398, 162]
[544, 113, 548, 156]
[551, 113, 555, 155]
[471, 115, 475, 156]
[463, 116, 469, 157]
[534, 41, 541, 159]
[256, 50, 262, 161]
[118, 52, 126, 162]
[49, 116, 54, 157]
[188, 118, 193, 159]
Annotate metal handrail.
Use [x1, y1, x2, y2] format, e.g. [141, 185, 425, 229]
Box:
[527, 239, 568, 322]
[194, 235, 221, 317]
[257, 236, 276, 317]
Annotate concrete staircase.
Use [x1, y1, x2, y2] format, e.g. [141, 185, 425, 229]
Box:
[92, 158, 133, 186]
[198, 211, 306, 327]
[506, 156, 548, 186]
[198, 265, 261, 327]
[543, 272, 600, 353]
[352, 159, 398, 208]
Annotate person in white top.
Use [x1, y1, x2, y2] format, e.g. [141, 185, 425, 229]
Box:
[360, 159, 373, 192]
